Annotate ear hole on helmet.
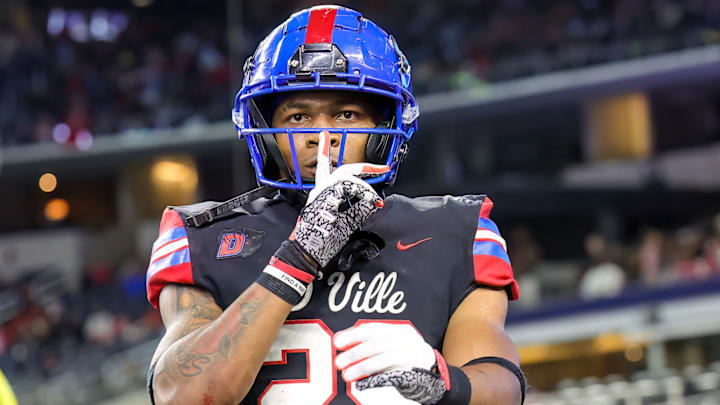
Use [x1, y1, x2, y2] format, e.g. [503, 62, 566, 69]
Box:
[365, 120, 393, 164]
[255, 136, 282, 181]
[249, 98, 293, 182]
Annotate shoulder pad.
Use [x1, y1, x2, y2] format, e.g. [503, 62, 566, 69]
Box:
[447, 194, 487, 206]
[391, 193, 487, 210]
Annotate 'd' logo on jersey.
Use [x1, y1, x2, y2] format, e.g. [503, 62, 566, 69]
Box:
[216, 228, 265, 259]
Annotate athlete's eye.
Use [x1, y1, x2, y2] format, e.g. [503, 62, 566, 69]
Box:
[289, 113, 305, 123]
[339, 111, 355, 120]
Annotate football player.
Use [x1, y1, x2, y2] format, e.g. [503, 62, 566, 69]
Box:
[146, 5, 525, 405]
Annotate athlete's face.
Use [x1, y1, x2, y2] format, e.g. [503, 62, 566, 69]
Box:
[271, 91, 381, 179]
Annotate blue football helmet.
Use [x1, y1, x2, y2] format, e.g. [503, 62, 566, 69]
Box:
[232, 5, 419, 190]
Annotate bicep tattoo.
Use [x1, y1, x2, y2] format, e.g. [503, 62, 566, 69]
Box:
[175, 285, 223, 336]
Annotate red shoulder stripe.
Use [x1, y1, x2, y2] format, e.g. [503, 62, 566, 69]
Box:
[473, 255, 520, 300]
[146, 262, 193, 309]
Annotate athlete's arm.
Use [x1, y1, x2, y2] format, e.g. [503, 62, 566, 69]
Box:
[442, 287, 523, 405]
[149, 132, 388, 404]
[150, 283, 293, 405]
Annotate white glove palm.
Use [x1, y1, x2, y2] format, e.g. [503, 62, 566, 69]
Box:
[334, 322, 450, 404]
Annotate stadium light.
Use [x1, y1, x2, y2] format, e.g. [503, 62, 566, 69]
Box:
[624, 343, 644, 362]
[52, 123, 71, 144]
[47, 8, 65, 36]
[38, 173, 57, 193]
[44, 198, 70, 221]
[151, 159, 198, 189]
[75, 129, 94, 151]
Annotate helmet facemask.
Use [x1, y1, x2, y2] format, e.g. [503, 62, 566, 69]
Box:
[232, 5, 419, 190]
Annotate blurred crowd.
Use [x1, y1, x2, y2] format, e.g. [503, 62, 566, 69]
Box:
[0, 7, 229, 146]
[360, 0, 720, 93]
[2, 0, 720, 146]
[510, 213, 720, 308]
[0, 260, 162, 382]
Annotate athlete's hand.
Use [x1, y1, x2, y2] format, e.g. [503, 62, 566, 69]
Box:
[291, 131, 389, 268]
[334, 323, 451, 404]
[264, 132, 387, 304]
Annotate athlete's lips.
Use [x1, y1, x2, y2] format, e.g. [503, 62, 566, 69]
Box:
[305, 159, 339, 176]
[308, 166, 338, 176]
[306, 159, 339, 167]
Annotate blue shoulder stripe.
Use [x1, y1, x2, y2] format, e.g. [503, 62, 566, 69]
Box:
[147, 247, 191, 281]
[473, 240, 510, 265]
[152, 227, 187, 252]
[477, 217, 500, 235]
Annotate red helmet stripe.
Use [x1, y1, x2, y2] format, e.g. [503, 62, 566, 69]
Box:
[305, 7, 338, 43]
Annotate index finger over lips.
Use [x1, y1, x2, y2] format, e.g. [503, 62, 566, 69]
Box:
[315, 131, 333, 186]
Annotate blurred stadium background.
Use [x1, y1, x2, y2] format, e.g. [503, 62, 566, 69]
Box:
[1, 0, 720, 404]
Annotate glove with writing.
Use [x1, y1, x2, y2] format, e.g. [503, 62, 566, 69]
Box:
[334, 322, 452, 404]
[259, 132, 388, 305]
[290, 131, 389, 268]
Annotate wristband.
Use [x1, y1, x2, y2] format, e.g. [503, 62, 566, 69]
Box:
[256, 258, 314, 305]
[256, 241, 317, 305]
[274, 240, 319, 273]
[263, 265, 307, 296]
[436, 365, 471, 405]
[256, 271, 303, 305]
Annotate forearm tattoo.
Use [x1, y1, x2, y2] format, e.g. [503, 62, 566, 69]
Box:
[154, 286, 270, 383]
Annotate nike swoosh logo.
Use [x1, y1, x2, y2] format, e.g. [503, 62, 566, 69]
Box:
[396, 237, 432, 251]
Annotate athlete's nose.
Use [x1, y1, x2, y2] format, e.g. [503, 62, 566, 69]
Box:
[305, 120, 341, 149]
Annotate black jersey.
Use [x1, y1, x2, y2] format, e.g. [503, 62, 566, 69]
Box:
[146, 191, 518, 405]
